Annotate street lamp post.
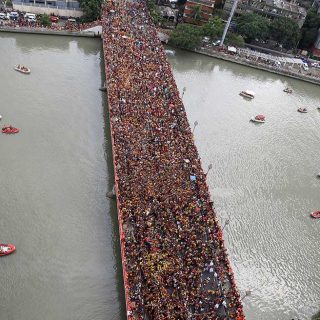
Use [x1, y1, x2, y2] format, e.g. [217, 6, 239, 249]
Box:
[206, 163, 213, 175]
[220, 0, 239, 47]
[192, 120, 198, 133]
[222, 218, 230, 231]
[241, 290, 252, 300]
[182, 86, 187, 98]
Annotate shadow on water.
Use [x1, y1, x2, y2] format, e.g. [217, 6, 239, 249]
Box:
[100, 50, 126, 320]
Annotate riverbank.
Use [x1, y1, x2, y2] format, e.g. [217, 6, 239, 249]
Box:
[0, 26, 101, 37]
[157, 28, 320, 86]
[195, 47, 320, 86]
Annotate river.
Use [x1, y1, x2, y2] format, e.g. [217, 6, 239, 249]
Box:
[0, 33, 319, 320]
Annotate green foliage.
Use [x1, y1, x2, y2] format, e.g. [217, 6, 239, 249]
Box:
[5, 0, 13, 7]
[40, 14, 51, 27]
[147, 0, 164, 25]
[190, 5, 202, 23]
[300, 8, 320, 49]
[201, 17, 224, 39]
[169, 24, 202, 50]
[212, 8, 228, 20]
[312, 310, 320, 320]
[270, 17, 300, 49]
[78, 0, 102, 22]
[225, 33, 245, 47]
[236, 13, 270, 42]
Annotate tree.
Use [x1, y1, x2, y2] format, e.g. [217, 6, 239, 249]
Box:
[225, 33, 245, 47]
[300, 8, 320, 49]
[212, 8, 228, 20]
[201, 17, 224, 39]
[236, 13, 270, 42]
[312, 310, 320, 320]
[169, 24, 203, 50]
[147, 0, 164, 25]
[40, 14, 51, 27]
[78, 0, 102, 22]
[190, 5, 202, 24]
[270, 17, 300, 49]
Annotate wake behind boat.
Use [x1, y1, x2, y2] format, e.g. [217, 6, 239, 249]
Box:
[0, 244, 16, 256]
[14, 65, 31, 74]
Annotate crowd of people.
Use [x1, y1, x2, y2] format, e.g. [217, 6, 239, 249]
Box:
[102, 1, 245, 319]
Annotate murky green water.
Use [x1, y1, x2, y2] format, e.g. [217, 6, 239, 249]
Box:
[0, 33, 125, 320]
[0, 33, 319, 320]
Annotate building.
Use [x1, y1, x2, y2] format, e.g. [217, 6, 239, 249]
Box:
[183, 0, 216, 24]
[12, 0, 83, 18]
[223, 0, 307, 28]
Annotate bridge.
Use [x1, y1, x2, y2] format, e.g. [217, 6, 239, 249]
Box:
[101, 1, 245, 319]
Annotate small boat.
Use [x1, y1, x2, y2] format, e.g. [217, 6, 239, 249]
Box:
[310, 211, 320, 219]
[165, 49, 175, 56]
[283, 87, 293, 93]
[14, 65, 31, 74]
[0, 244, 16, 256]
[317, 173, 320, 178]
[0, 115, 2, 120]
[317, 107, 320, 111]
[2, 126, 19, 134]
[297, 107, 307, 113]
[250, 114, 265, 123]
[240, 90, 255, 99]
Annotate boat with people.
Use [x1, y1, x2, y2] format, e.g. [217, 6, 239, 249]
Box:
[297, 107, 308, 113]
[0, 244, 16, 256]
[283, 87, 293, 93]
[14, 65, 31, 74]
[310, 211, 320, 219]
[240, 90, 255, 99]
[2, 125, 19, 134]
[250, 114, 265, 123]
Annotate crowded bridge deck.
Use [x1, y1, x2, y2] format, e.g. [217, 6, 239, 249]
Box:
[101, 1, 245, 319]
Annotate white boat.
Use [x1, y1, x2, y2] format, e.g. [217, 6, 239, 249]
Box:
[250, 114, 265, 123]
[240, 90, 255, 99]
[165, 49, 175, 56]
[0, 115, 2, 120]
[297, 108, 307, 113]
[283, 87, 293, 93]
[14, 65, 31, 74]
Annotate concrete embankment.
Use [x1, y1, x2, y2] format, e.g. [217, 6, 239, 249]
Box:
[0, 26, 100, 38]
[195, 47, 320, 86]
[102, 2, 245, 320]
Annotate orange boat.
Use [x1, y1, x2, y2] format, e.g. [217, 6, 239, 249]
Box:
[0, 244, 16, 256]
[2, 126, 19, 134]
